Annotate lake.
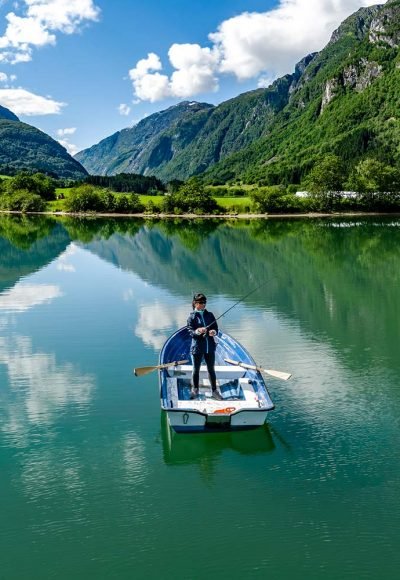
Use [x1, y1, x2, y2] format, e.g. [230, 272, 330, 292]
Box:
[0, 214, 399, 579]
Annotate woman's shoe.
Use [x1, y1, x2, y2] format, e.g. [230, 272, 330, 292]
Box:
[190, 387, 199, 399]
[212, 389, 223, 400]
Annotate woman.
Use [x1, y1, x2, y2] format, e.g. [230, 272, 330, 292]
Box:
[187, 293, 223, 400]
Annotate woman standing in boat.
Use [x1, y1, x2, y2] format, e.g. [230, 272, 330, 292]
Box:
[187, 293, 223, 400]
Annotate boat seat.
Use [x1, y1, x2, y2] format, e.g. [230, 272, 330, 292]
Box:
[166, 364, 246, 379]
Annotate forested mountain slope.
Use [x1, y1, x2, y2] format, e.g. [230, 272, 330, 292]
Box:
[0, 105, 87, 179]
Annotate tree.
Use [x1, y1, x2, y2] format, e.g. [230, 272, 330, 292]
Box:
[347, 158, 400, 194]
[162, 179, 219, 214]
[0, 189, 46, 212]
[4, 172, 56, 200]
[305, 155, 345, 210]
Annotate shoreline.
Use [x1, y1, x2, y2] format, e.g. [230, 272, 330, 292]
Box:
[2, 210, 400, 219]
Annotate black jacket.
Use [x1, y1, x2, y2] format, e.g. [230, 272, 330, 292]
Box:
[187, 309, 218, 355]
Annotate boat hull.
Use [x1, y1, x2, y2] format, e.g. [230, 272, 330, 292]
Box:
[166, 409, 269, 433]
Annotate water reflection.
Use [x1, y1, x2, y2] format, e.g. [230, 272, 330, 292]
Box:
[0, 335, 94, 446]
[135, 301, 189, 350]
[0, 282, 62, 312]
[161, 413, 275, 480]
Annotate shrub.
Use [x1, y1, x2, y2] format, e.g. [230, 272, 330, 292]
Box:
[0, 189, 46, 212]
[65, 186, 144, 213]
[162, 179, 219, 214]
[65, 185, 104, 212]
[4, 172, 56, 200]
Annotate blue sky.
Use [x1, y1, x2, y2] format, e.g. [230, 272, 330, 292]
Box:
[0, 0, 379, 155]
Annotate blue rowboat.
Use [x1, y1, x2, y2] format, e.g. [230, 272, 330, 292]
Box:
[159, 327, 275, 433]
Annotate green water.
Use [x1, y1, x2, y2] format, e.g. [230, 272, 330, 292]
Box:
[1, 214, 399, 579]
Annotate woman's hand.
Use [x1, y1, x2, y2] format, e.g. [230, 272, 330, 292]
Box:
[196, 327, 207, 335]
[208, 329, 217, 336]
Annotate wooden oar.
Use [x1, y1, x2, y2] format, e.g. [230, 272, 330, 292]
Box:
[224, 358, 291, 381]
[133, 360, 189, 377]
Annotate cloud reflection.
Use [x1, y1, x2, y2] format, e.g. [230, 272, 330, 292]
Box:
[56, 243, 78, 272]
[0, 283, 63, 313]
[135, 301, 188, 350]
[0, 335, 95, 445]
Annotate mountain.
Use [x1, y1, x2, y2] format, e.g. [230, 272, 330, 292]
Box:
[75, 101, 214, 176]
[76, 57, 316, 180]
[76, 0, 400, 184]
[0, 105, 87, 179]
[205, 0, 400, 185]
[0, 105, 19, 122]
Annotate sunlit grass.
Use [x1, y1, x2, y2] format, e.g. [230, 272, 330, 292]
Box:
[45, 188, 253, 214]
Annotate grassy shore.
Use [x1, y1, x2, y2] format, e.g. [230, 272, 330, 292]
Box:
[47, 188, 253, 213]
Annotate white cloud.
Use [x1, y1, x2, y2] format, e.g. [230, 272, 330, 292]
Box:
[129, 0, 379, 102]
[211, 0, 378, 80]
[118, 103, 131, 116]
[56, 126, 76, 136]
[0, 87, 65, 114]
[0, 0, 100, 63]
[0, 71, 17, 86]
[129, 52, 170, 103]
[168, 43, 219, 98]
[129, 46, 219, 102]
[56, 128, 78, 155]
[57, 137, 78, 155]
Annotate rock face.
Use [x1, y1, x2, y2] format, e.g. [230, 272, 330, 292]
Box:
[343, 59, 383, 92]
[370, 1, 400, 47]
[321, 79, 340, 112]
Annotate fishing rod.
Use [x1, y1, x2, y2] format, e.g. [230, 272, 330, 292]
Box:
[204, 281, 268, 331]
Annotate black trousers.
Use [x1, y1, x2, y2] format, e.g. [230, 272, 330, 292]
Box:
[191, 351, 217, 390]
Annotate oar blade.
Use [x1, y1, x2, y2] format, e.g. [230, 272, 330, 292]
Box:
[225, 357, 291, 381]
[133, 366, 157, 377]
[134, 359, 190, 378]
[264, 369, 292, 381]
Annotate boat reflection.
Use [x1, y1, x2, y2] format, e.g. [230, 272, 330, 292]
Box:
[161, 412, 275, 469]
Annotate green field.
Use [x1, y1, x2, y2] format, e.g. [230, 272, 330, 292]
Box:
[46, 189, 253, 214]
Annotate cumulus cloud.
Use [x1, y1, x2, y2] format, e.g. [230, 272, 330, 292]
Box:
[129, 0, 379, 102]
[57, 137, 78, 155]
[211, 0, 378, 80]
[56, 128, 78, 152]
[0, 0, 100, 63]
[118, 103, 131, 116]
[0, 71, 17, 86]
[56, 127, 76, 136]
[129, 45, 219, 103]
[0, 87, 65, 114]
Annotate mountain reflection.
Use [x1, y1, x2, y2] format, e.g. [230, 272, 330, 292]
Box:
[0, 215, 70, 294]
[78, 216, 400, 373]
[2, 214, 400, 377]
